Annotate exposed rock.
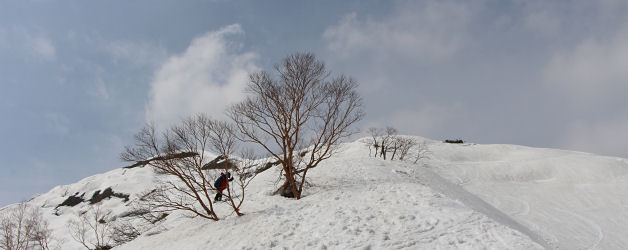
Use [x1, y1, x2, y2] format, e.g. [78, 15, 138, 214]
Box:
[56, 192, 85, 208]
[89, 187, 130, 204]
[123, 151, 199, 169]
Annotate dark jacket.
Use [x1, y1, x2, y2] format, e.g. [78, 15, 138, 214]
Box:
[215, 173, 233, 192]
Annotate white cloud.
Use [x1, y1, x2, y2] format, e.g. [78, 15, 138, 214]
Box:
[146, 24, 258, 127]
[544, 29, 628, 102]
[2, 27, 57, 61]
[26, 35, 56, 61]
[107, 40, 168, 67]
[90, 78, 110, 100]
[44, 113, 70, 136]
[323, 0, 472, 60]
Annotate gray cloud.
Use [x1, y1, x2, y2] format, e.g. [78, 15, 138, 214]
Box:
[323, 0, 478, 139]
[544, 30, 628, 103]
[322, 0, 628, 158]
[524, 9, 561, 35]
[368, 103, 468, 136]
[323, 0, 472, 61]
[562, 117, 628, 157]
[544, 24, 628, 157]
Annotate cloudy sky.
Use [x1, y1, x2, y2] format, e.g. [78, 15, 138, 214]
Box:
[2, 0, 628, 206]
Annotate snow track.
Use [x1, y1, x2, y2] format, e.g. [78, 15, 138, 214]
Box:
[409, 164, 553, 249]
[554, 208, 604, 249]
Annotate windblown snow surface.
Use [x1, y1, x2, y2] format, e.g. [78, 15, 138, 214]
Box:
[3, 137, 627, 249]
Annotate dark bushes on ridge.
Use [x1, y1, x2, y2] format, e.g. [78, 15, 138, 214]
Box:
[444, 139, 464, 144]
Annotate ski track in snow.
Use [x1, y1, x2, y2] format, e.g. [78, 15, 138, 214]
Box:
[504, 195, 530, 217]
[554, 208, 604, 250]
[534, 177, 557, 183]
[410, 165, 553, 249]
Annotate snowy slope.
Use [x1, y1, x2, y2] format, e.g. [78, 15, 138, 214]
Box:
[425, 141, 628, 249]
[19, 166, 160, 249]
[3, 137, 627, 249]
[115, 140, 542, 250]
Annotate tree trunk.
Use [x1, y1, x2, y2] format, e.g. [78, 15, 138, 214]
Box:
[382, 146, 387, 160]
[391, 147, 397, 161]
[277, 179, 297, 198]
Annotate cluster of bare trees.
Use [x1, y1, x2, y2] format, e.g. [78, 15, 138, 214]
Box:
[364, 127, 430, 163]
[1, 201, 128, 250]
[67, 204, 148, 250]
[0, 202, 55, 250]
[121, 114, 262, 221]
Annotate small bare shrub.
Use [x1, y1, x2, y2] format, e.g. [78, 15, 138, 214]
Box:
[413, 141, 431, 164]
[396, 137, 418, 161]
[364, 127, 383, 157]
[380, 127, 397, 160]
[67, 205, 113, 250]
[110, 220, 141, 246]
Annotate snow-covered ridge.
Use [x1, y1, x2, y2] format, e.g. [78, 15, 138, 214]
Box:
[425, 141, 628, 249]
[3, 137, 627, 249]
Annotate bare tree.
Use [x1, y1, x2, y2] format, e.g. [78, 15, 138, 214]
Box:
[208, 120, 238, 161]
[122, 114, 259, 220]
[413, 141, 431, 164]
[27, 211, 54, 250]
[67, 205, 112, 250]
[397, 137, 418, 161]
[364, 127, 383, 157]
[226, 149, 264, 214]
[390, 136, 401, 160]
[0, 202, 55, 250]
[379, 127, 397, 160]
[207, 120, 248, 216]
[121, 114, 220, 220]
[228, 52, 364, 199]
